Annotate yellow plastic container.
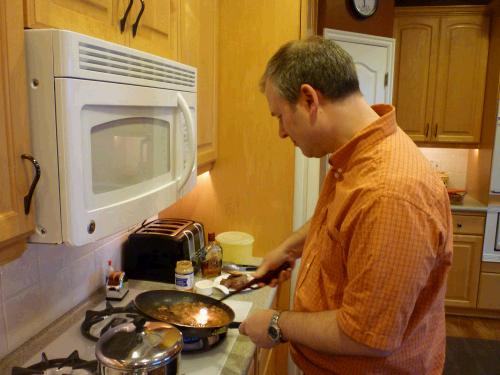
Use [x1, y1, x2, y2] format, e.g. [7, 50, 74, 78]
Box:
[216, 231, 255, 265]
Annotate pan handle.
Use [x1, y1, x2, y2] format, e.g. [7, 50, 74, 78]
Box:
[228, 321, 241, 329]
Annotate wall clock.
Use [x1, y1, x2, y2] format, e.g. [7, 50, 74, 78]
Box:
[350, 0, 378, 18]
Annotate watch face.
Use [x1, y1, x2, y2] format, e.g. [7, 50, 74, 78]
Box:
[268, 326, 279, 341]
[352, 0, 378, 18]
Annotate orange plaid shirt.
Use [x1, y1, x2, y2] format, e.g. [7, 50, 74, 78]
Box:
[291, 105, 453, 375]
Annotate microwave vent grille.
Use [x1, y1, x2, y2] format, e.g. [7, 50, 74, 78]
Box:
[78, 42, 195, 88]
[135, 219, 194, 237]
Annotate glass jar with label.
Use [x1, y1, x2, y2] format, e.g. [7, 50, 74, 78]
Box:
[175, 260, 194, 291]
[201, 233, 223, 278]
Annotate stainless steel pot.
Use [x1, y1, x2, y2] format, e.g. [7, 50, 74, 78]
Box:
[95, 317, 183, 374]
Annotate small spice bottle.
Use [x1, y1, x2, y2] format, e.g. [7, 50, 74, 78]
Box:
[201, 233, 223, 278]
[175, 260, 194, 291]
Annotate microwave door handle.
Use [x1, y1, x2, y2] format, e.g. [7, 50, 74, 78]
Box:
[177, 93, 196, 189]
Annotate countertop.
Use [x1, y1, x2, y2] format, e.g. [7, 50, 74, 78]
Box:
[450, 194, 488, 213]
[0, 278, 276, 375]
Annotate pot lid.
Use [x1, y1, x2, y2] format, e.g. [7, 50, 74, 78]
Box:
[95, 317, 183, 371]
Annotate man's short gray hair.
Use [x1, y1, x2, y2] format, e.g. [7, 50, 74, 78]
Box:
[260, 36, 360, 103]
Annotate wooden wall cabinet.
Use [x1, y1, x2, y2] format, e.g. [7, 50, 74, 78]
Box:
[393, 6, 489, 144]
[445, 213, 485, 308]
[179, 0, 218, 169]
[0, 0, 35, 263]
[24, 0, 179, 59]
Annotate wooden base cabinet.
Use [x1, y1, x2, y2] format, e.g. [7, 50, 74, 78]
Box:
[394, 6, 489, 144]
[445, 234, 483, 308]
[445, 213, 485, 308]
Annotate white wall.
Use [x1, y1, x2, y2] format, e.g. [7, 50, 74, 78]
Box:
[420, 148, 470, 189]
[0, 230, 130, 358]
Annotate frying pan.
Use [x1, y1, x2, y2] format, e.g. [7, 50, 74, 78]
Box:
[134, 290, 241, 338]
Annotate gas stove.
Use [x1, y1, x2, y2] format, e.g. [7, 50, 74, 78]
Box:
[14, 286, 252, 375]
[80, 300, 228, 352]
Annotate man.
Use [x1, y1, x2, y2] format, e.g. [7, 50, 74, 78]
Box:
[239, 36, 453, 374]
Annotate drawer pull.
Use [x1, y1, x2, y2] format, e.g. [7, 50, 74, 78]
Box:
[132, 0, 145, 37]
[21, 154, 41, 215]
[457, 223, 462, 228]
[120, 0, 134, 33]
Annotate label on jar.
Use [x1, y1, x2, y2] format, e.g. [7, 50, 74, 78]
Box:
[175, 271, 194, 291]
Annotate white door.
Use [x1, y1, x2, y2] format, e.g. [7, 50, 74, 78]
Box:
[324, 29, 395, 105]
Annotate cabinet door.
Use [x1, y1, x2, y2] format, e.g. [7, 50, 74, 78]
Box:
[0, 0, 35, 261]
[393, 16, 439, 142]
[432, 15, 489, 143]
[24, 0, 126, 44]
[477, 272, 500, 310]
[127, 0, 179, 59]
[445, 234, 483, 308]
[179, 0, 218, 169]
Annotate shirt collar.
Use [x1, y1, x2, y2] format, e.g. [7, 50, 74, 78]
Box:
[328, 104, 397, 170]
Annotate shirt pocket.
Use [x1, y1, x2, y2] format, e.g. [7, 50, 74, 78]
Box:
[296, 224, 347, 311]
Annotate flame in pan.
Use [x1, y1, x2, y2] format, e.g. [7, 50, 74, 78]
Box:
[195, 307, 209, 326]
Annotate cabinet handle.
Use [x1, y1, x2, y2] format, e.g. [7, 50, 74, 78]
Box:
[21, 154, 41, 215]
[457, 223, 462, 228]
[434, 123, 438, 138]
[132, 0, 145, 37]
[425, 123, 429, 138]
[120, 0, 134, 33]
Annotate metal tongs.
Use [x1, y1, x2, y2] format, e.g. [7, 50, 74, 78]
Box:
[219, 262, 291, 302]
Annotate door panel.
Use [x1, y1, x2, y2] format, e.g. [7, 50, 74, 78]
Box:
[128, 0, 178, 59]
[24, 0, 125, 44]
[336, 41, 389, 105]
[445, 234, 483, 308]
[393, 17, 439, 142]
[179, 0, 218, 167]
[0, 0, 34, 257]
[433, 15, 489, 143]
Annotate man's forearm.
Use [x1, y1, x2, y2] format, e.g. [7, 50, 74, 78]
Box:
[279, 310, 390, 357]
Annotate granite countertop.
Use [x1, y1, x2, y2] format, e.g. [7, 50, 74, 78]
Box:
[450, 194, 488, 213]
[0, 278, 276, 375]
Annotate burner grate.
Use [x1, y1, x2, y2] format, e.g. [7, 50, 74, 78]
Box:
[80, 301, 141, 341]
[12, 350, 97, 374]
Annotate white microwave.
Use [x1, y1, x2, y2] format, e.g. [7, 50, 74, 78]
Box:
[24, 29, 197, 246]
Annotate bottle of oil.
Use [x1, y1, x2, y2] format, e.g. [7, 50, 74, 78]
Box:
[201, 233, 222, 278]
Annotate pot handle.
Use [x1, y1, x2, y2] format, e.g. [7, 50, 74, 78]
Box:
[228, 321, 241, 329]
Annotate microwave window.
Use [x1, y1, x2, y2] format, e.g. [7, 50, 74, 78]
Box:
[91, 117, 171, 194]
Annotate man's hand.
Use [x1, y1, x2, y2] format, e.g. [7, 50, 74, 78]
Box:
[253, 221, 310, 287]
[239, 309, 279, 348]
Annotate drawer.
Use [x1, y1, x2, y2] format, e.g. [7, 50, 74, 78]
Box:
[477, 272, 500, 310]
[452, 214, 485, 235]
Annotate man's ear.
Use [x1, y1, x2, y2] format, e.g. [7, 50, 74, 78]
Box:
[299, 84, 320, 122]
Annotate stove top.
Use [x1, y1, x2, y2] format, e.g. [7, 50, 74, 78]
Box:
[80, 299, 228, 352]
[17, 287, 253, 375]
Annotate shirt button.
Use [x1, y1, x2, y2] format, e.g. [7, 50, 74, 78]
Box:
[334, 172, 340, 178]
[337, 168, 343, 173]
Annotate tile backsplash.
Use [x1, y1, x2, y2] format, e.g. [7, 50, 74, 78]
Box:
[0, 229, 131, 359]
[420, 148, 470, 189]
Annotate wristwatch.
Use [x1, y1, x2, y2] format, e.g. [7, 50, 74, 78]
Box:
[267, 311, 286, 343]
